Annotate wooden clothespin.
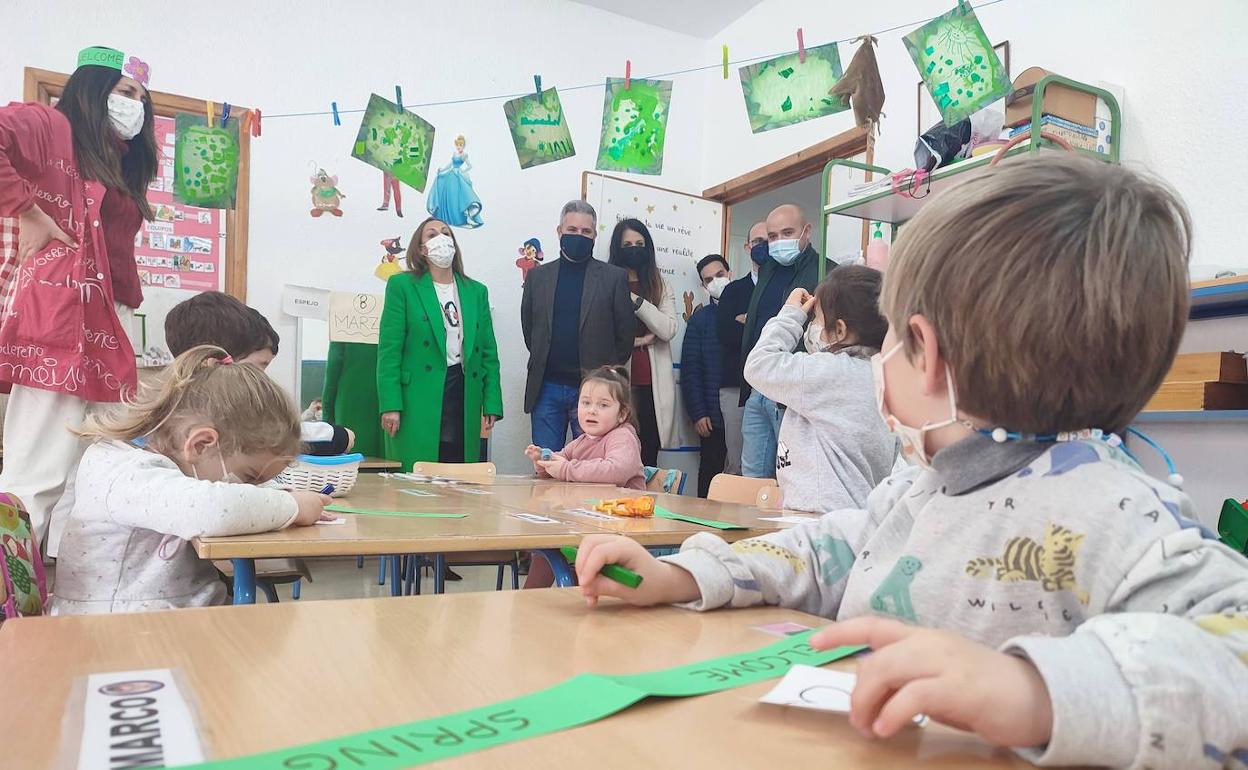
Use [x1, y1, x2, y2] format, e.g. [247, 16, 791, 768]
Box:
[533, 74, 542, 96]
[205, 100, 213, 125]
[624, 59, 631, 90]
[220, 102, 231, 128]
[251, 108, 262, 137]
[722, 45, 729, 79]
[331, 102, 341, 126]
[395, 85, 403, 111]
[797, 28, 806, 63]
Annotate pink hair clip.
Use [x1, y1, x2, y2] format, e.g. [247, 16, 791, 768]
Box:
[124, 56, 150, 87]
[220, 354, 234, 365]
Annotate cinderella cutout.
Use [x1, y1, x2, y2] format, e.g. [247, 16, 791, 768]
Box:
[426, 134, 484, 228]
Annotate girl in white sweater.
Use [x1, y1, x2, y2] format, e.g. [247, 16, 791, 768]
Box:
[52, 346, 334, 614]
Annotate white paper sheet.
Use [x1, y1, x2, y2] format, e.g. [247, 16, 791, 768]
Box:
[760, 665, 927, 725]
[76, 668, 205, 769]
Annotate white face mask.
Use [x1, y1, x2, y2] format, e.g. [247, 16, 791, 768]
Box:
[803, 323, 829, 353]
[107, 93, 145, 140]
[706, 275, 730, 300]
[425, 234, 456, 268]
[191, 449, 241, 484]
[871, 342, 968, 470]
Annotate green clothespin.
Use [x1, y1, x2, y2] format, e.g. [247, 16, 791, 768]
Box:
[1218, 498, 1248, 554]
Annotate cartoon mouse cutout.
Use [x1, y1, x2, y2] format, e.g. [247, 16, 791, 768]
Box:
[310, 168, 345, 217]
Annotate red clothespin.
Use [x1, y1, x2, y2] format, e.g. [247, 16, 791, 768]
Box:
[722, 45, 729, 79]
[251, 108, 262, 137]
[796, 28, 806, 63]
[395, 85, 403, 111]
[534, 74, 542, 96]
[220, 102, 231, 128]
[331, 102, 341, 126]
[624, 59, 631, 90]
[205, 100, 214, 125]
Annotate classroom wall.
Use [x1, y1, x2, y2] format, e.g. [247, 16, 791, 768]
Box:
[0, 0, 709, 473]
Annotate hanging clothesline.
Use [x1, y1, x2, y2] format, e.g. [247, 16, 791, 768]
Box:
[259, 0, 1008, 121]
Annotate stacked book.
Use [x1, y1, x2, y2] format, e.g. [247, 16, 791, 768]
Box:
[1144, 352, 1248, 411]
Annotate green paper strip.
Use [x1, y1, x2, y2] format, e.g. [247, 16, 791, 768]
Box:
[77, 46, 124, 71]
[181, 631, 863, 769]
[654, 506, 747, 531]
[325, 505, 467, 519]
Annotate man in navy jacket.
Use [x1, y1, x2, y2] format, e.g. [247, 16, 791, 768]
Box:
[681, 255, 734, 497]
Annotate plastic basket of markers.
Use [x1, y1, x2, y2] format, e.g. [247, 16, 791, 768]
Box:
[275, 453, 363, 497]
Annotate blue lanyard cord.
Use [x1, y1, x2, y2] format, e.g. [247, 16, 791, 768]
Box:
[976, 425, 1183, 488]
[1125, 426, 1184, 487]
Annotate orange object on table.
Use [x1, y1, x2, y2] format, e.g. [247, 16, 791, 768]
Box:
[593, 496, 656, 518]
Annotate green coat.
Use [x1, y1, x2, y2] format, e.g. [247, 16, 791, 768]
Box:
[377, 271, 503, 469]
[322, 341, 383, 458]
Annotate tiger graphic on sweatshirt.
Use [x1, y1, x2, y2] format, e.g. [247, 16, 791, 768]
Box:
[965, 523, 1090, 605]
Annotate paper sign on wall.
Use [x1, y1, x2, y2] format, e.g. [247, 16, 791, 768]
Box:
[282, 284, 330, 320]
[328, 291, 385, 343]
[74, 668, 204, 770]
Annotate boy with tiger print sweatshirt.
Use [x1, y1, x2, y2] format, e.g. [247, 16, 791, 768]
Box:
[574, 155, 1248, 769]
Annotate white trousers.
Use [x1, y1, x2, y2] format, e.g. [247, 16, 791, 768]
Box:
[719, 387, 744, 476]
[0, 303, 134, 556]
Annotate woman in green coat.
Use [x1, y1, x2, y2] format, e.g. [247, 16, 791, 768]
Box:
[378, 217, 503, 469]
[322, 341, 382, 457]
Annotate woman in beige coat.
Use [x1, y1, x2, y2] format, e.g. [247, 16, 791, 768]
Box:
[608, 219, 680, 465]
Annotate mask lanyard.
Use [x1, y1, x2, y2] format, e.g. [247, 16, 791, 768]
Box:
[977, 425, 1182, 487]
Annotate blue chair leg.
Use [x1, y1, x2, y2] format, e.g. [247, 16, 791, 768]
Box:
[511, 556, 521, 590]
[533, 549, 576, 587]
[259, 580, 279, 603]
[496, 564, 505, 591]
[413, 556, 422, 595]
[356, 555, 364, 569]
[378, 556, 387, 586]
[231, 558, 257, 605]
[292, 579, 301, 600]
[404, 555, 417, 595]
[389, 555, 402, 597]
[434, 553, 447, 594]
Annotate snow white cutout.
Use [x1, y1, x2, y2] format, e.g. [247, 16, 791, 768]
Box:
[426, 135, 483, 228]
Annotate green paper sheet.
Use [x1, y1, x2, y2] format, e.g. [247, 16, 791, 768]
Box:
[738, 42, 848, 134]
[324, 505, 466, 519]
[903, 3, 1010, 126]
[502, 87, 575, 169]
[173, 113, 240, 209]
[595, 77, 672, 175]
[654, 506, 747, 531]
[351, 93, 436, 191]
[180, 631, 864, 769]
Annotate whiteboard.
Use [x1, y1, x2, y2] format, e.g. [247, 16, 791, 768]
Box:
[583, 173, 725, 459]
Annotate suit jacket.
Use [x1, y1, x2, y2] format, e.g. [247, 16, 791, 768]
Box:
[715, 273, 754, 389]
[520, 257, 633, 413]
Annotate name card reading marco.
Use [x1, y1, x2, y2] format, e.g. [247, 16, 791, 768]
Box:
[328, 292, 386, 344]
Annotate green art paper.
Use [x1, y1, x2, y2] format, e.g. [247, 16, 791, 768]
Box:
[903, 3, 1010, 126]
[654, 506, 747, 531]
[502, 87, 575, 169]
[738, 42, 848, 134]
[351, 94, 436, 192]
[173, 114, 240, 209]
[179, 631, 863, 770]
[595, 77, 672, 175]
[324, 505, 466, 519]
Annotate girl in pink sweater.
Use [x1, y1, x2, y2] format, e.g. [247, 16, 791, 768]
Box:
[525, 366, 646, 490]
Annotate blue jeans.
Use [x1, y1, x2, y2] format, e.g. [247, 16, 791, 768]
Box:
[741, 390, 783, 478]
[531, 380, 582, 451]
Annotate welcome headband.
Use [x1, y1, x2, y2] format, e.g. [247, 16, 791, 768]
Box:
[76, 46, 150, 87]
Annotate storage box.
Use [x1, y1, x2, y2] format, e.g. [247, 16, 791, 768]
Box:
[1163, 352, 1247, 384]
[1005, 67, 1097, 128]
[1008, 115, 1098, 151]
[1144, 382, 1248, 412]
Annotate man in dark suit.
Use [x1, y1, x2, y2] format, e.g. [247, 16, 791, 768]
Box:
[521, 200, 634, 450]
[715, 220, 768, 475]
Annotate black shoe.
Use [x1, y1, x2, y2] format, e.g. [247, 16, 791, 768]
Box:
[443, 566, 463, 582]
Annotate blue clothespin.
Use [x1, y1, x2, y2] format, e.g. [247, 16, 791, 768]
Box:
[533, 74, 542, 97]
[331, 102, 341, 126]
[220, 102, 231, 128]
[395, 85, 403, 111]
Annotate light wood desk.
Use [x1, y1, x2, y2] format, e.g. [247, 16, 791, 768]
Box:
[0, 590, 1037, 769]
[194, 475, 782, 604]
[359, 456, 402, 472]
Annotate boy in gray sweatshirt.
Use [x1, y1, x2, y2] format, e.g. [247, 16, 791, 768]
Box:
[572, 154, 1248, 769]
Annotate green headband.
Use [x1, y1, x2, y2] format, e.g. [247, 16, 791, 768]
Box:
[76, 46, 124, 71]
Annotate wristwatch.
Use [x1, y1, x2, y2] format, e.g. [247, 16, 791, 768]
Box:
[632, 295, 644, 312]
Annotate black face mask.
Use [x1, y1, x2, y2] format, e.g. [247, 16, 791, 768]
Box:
[749, 241, 770, 266]
[560, 233, 595, 263]
[617, 245, 648, 269]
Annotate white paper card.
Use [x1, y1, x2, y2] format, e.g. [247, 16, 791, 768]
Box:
[282, 284, 330, 320]
[399, 488, 439, 498]
[328, 291, 385, 343]
[760, 665, 926, 725]
[512, 513, 559, 524]
[759, 515, 821, 525]
[77, 668, 205, 769]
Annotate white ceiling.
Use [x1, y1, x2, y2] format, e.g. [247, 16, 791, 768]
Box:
[570, 0, 762, 38]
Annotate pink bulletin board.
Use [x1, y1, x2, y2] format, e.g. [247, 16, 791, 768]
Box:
[132, 115, 226, 292]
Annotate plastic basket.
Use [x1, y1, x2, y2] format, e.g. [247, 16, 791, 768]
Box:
[275, 453, 363, 497]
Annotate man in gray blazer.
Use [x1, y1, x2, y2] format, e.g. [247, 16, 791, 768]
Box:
[521, 200, 634, 450]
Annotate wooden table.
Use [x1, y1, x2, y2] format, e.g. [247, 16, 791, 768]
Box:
[0, 590, 1036, 769]
[194, 474, 783, 604]
[359, 456, 402, 472]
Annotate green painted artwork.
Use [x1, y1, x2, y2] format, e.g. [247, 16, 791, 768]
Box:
[903, 3, 1009, 126]
[595, 77, 671, 176]
[738, 42, 848, 134]
[502, 87, 576, 169]
[350, 93, 436, 192]
[173, 114, 240, 209]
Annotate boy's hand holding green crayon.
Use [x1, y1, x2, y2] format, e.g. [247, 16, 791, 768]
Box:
[575, 535, 701, 608]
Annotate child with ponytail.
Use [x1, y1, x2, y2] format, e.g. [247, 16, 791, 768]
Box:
[52, 346, 334, 615]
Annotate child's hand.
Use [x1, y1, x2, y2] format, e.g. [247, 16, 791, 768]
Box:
[575, 535, 701, 608]
[344, 428, 356, 452]
[536, 457, 567, 478]
[785, 288, 816, 314]
[289, 490, 333, 526]
[524, 444, 542, 462]
[810, 618, 1053, 748]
